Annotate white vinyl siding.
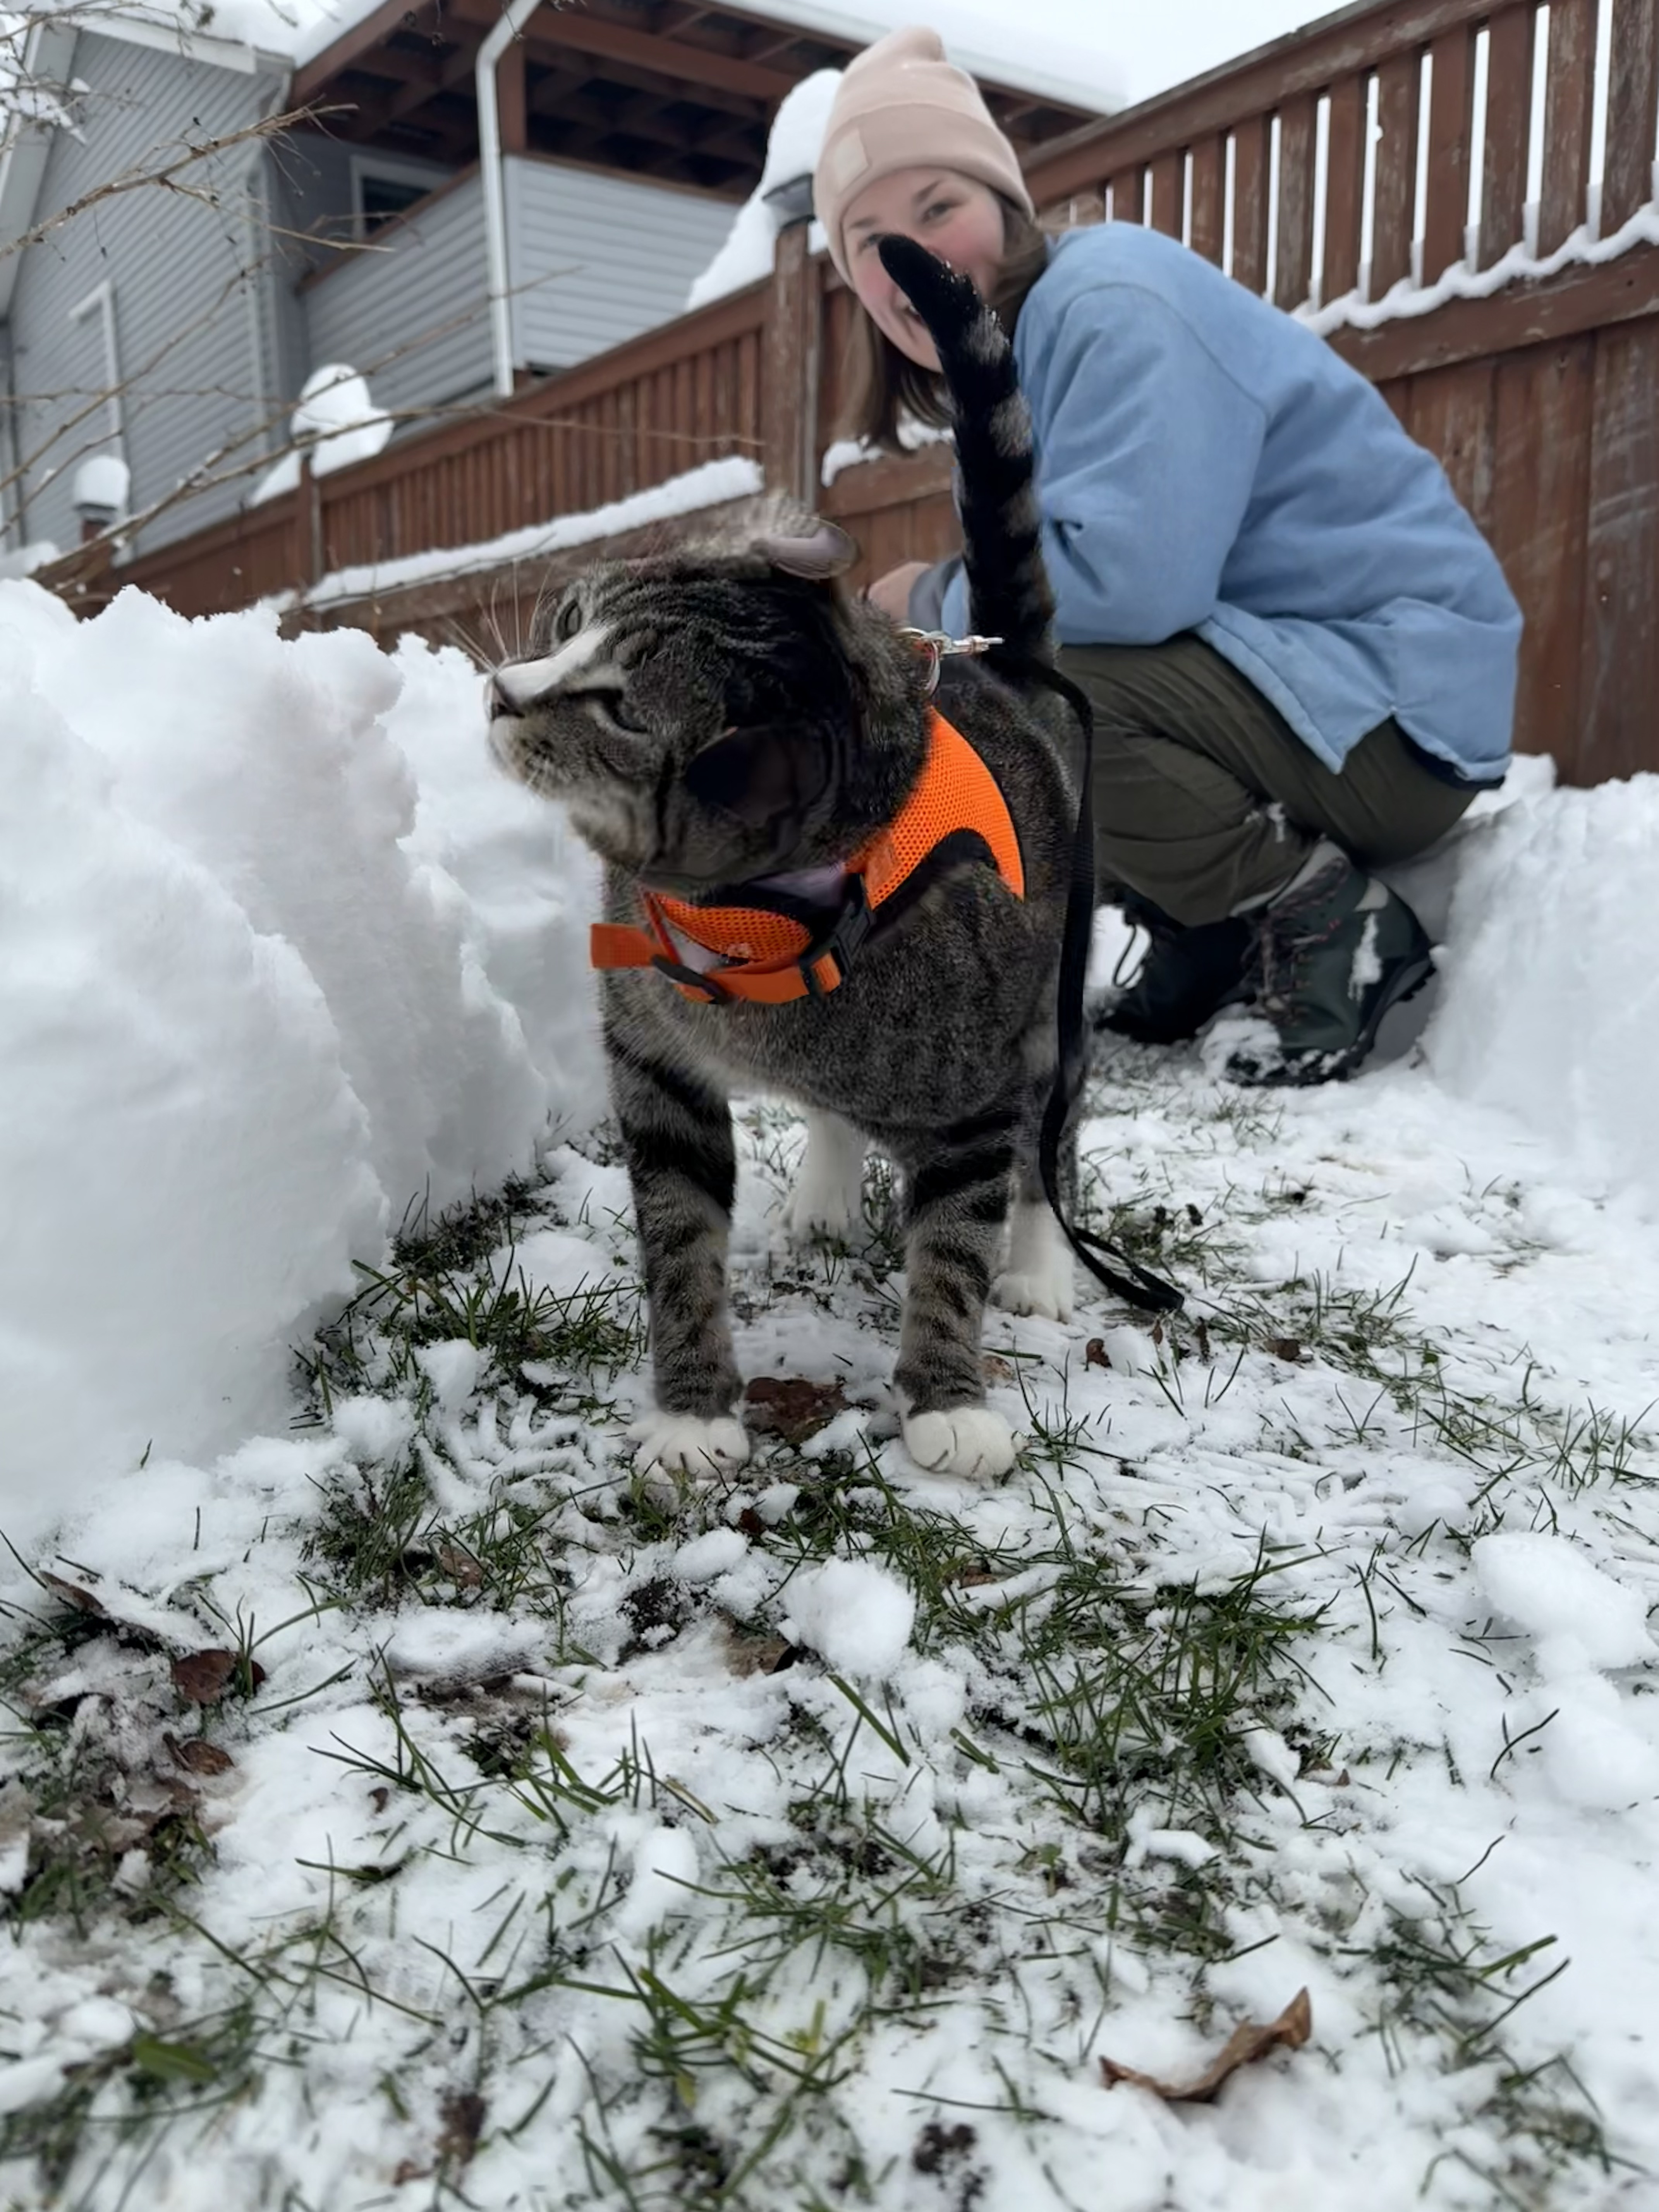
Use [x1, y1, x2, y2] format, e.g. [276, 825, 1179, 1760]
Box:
[505, 158, 736, 372]
[5, 33, 285, 555]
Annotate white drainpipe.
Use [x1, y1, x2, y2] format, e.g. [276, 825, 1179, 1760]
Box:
[477, 0, 541, 400]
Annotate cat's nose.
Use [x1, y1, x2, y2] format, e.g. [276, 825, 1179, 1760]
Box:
[484, 671, 518, 720]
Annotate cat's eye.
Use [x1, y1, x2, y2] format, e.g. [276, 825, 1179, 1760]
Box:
[555, 598, 583, 642]
[596, 690, 649, 735]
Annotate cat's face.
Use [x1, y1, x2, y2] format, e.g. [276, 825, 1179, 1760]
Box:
[488, 519, 915, 891]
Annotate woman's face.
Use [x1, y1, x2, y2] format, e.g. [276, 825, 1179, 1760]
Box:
[842, 168, 1007, 368]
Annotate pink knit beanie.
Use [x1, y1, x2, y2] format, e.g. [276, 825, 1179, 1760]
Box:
[813, 26, 1032, 285]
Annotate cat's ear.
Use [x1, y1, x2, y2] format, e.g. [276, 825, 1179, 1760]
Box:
[752, 519, 857, 581]
[683, 723, 827, 829]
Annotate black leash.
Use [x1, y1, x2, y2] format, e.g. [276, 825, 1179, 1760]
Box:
[984, 647, 1185, 1316]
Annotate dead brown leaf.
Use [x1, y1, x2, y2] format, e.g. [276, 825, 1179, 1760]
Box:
[1269, 1338, 1304, 1364]
[1100, 1988, 1312, 2103]
[725, 1632, 794, 1678]
[981, 1353, 1015, 1382]
[170, 1650, 264, 1705]
[163, 1733, 235, 1776]
[436, 2089, 486, 2169]
[744, 1376, 847, 1445]
[39, 1572, 109, 1618]
[393, 2089, 488, 2186]
[1084, 1339, 1111, 1370]
[433, 1542, 483, 1589]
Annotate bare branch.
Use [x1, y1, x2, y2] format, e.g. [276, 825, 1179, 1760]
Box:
[0, 103, 345, 263]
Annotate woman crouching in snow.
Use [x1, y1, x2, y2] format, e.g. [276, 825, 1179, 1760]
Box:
[815, 26, 1522, 1085]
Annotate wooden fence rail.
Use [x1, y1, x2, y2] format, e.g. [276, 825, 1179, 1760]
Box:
[38, 0, 1659, 783]
[46, 280, 771, 621]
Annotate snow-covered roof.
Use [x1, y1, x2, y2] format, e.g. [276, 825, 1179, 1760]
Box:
[616, 0, 1128, 117]
[12, 0, 294, 74]
[76, 0, 1124, 115]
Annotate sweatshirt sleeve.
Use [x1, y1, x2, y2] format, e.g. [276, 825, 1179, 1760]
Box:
[941, 283, 1267, 646]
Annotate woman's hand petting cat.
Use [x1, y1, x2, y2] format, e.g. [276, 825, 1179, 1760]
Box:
[865, 559, 929, 622]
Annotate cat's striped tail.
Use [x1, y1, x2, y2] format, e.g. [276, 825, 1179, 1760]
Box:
[877, 234, 1055, 668]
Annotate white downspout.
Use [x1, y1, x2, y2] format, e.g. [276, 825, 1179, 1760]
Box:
[477, 0, 541, 401]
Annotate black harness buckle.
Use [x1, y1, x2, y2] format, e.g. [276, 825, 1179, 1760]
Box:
[801, 876, 872, 996]
[650, 953, 730, 1003]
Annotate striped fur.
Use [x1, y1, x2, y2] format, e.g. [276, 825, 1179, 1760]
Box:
[877, 235, 1056, 670]
[489, 246, 1079, 1480]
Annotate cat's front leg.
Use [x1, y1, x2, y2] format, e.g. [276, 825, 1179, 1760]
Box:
[608, 1020, 749, 1479]
[994, 1066, 1077, 1323]
[892, 1102, 1022, 1480]
[783, 1108, 866, 1244]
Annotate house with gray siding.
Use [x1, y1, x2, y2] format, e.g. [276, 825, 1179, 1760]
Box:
[0, 0, 1113, 562]
[1, 16, 290, 557]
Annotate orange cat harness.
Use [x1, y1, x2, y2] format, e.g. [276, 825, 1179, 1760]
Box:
[589, 706, 1024, 1006]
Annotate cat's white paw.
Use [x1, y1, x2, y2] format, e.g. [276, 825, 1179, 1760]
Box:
[629, 1411, 750, 1479]
[992, 1200, 1074, 1322]
[783, 1111, 865, 1245]
[901, 1404, 1017, 1480]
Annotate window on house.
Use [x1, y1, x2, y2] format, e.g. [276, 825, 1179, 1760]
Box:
[355, 171, 434, 235]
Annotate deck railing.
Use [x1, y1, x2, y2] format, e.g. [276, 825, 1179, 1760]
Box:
[1020, 0, 1655, 306]
[44, 277, 771, 619]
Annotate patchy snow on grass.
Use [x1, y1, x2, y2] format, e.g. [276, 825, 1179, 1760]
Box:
[2, 595, 1658, 2211]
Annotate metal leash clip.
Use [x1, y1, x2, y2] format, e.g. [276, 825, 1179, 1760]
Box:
[896, 626, 1005, 695]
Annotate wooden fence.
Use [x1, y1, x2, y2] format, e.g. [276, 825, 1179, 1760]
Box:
[40, 0, 1659, 784]
[43, 277, 773, 623]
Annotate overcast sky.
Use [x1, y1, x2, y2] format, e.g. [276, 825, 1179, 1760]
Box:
[1065, 0, 1331, 102]
[876, 0, 1333, 112]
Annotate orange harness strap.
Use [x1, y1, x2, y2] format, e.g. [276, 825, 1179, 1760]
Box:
[589, 708, 1024, 1006]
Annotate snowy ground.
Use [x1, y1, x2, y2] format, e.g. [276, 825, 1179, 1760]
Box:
[2, 586, 1658, 2210]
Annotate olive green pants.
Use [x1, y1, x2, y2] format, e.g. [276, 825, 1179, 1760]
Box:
[1061, 635, 1479, 928]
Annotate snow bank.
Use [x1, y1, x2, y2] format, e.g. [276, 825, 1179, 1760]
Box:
[0, 541, 62, 579]
[1423, 772, 1659, 1220]
[0, 581, 602, 1544]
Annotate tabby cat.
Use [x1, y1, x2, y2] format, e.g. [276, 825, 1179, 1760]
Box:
[488, 238, 1080, 1481]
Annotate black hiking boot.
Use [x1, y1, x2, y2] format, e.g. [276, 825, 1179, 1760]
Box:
[1225, 844, 1435, 1086]
[1096, 893, 1253, 1046]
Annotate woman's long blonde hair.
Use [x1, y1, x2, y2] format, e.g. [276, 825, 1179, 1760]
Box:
[837, 196, 1052, 451]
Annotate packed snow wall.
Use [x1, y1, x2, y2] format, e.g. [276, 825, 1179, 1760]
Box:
[0, 583, 605, 1537]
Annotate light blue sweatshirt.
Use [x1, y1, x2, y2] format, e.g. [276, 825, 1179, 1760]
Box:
[936, 224, 1521, 783]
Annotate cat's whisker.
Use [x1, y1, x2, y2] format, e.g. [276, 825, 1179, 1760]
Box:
[439, 615, 489, 672]
[478, 584, 511, 673]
